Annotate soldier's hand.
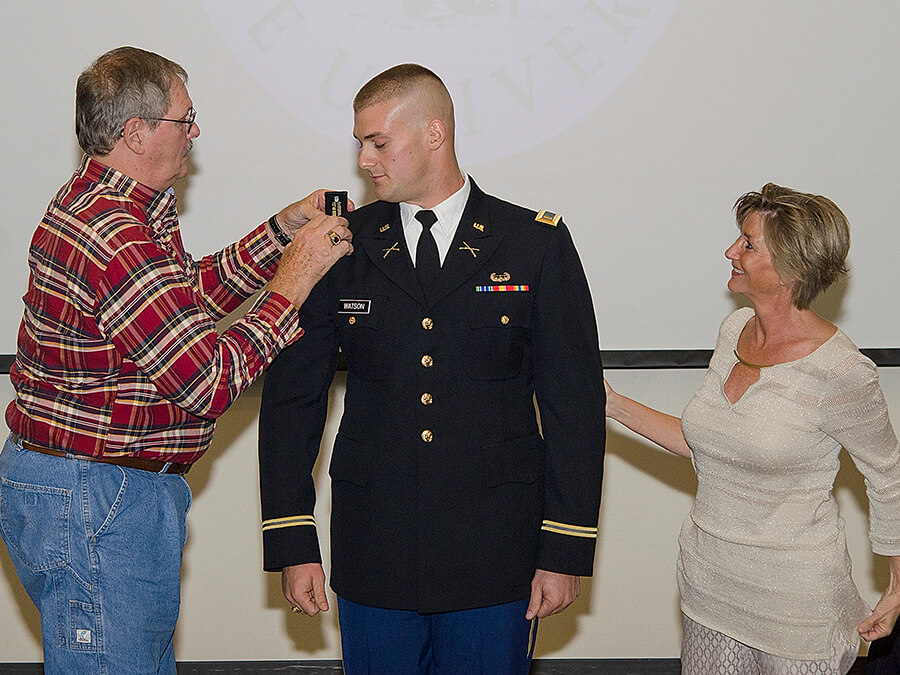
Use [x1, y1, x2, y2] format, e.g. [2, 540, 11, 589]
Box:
[283, 563, 329, 616]
[525, 569, 580, 619]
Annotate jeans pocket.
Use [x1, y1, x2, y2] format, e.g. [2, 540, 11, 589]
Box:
[68, 599, 100, 652]
[0, 478, 71, 572]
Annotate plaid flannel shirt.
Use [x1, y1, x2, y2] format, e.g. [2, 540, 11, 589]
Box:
[6, 156, 302, 463]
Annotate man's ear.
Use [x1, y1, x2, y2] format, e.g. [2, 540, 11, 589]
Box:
[120, 117, 146, 154]
[427, 119, 447, 151]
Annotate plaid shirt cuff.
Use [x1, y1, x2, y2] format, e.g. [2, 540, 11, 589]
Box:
[251, 290, 304, 348]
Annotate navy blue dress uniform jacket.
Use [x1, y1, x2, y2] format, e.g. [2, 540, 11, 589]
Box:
[259, 179, 605, 614]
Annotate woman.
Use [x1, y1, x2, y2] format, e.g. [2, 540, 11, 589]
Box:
[605, 183, 900, 673]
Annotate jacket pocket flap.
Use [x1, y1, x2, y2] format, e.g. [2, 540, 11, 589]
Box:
[482, 434, 545, 487]
[329, 434, 376, 486]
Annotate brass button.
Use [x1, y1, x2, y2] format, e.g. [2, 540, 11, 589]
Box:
[421, 393, 433, 405]
[421, 355, 433, 368]
[422, 317, 434, 330]
[348, 316, 357, 325]
[500, 315, 510, 325]
[421, 429, 434, 442]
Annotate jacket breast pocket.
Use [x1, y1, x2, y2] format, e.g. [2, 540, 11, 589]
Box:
[466, 291, 533, 380]
[336, 293, 391, 381]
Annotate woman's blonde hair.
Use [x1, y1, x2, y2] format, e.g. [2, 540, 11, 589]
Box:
[734, 183, 850, 309]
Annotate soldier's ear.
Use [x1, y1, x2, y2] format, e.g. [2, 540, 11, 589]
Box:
[427, 119, 447, 151]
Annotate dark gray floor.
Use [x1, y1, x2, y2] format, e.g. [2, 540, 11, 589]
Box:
[0, 658, 870, 674]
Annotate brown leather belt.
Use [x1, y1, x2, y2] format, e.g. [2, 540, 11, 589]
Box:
[10, 433, 191, 475]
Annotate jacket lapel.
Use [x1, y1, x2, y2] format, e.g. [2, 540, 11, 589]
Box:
[355, 202, 426, 305]
[429, 181, 502, 307]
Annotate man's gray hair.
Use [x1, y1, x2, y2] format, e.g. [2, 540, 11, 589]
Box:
[75, 46, 187, 156]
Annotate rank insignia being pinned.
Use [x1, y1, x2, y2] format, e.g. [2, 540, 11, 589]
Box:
[472, 222, 485, 232]
[490, 272, 511, 283]
[535, 210, 561, 227]
[379, 224, 391, 233]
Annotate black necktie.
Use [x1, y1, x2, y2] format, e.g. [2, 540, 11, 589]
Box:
[415, 210, 440, 298]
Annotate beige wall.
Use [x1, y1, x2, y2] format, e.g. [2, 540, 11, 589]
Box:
[2, 368, 898, 660]
[1, 0, 898, 660]
[2, 2, 900, 354]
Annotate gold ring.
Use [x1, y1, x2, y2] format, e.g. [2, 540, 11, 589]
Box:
[327, 230, 342, 246]
[292, 606, 303, 615]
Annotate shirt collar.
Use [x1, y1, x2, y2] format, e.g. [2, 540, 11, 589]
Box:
[80, 155, 178, 227]
[400, 172, 471, 237]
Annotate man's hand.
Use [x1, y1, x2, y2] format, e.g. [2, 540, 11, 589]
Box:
[267, 205, 353, 309]
[525, 569, 580, 620]
[277, 190, 356, 236]
[283, 562, 329, 616]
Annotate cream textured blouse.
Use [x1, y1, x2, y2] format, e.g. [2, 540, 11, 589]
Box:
[678, 308, 900, 659]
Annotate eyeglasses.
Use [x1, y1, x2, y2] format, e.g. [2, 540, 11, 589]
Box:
[144, 107, 197, 131]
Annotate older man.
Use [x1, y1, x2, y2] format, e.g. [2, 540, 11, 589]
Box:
[0, 46, 352, 674]
[259, 64, 605, 673]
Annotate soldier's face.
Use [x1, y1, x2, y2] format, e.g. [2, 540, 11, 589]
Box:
[354, 97, 432, 205]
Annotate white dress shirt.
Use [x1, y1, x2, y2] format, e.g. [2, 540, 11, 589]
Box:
[400, 173, 471, 266]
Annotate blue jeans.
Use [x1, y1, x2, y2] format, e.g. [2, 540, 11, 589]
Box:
[337, 596, 538, 674]
[0, 435, 191, 674]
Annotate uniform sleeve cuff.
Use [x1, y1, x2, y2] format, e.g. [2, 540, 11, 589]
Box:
[536, 528, 598, 577]
[262, 523, 323, 572]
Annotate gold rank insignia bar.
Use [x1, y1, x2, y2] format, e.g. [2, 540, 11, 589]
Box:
[535, 210, 561, 227]
[324, 191, 348, 217]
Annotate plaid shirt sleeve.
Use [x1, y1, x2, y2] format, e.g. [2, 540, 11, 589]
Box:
[94, 223, 302, 419]
[181, 225, 287, 321]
